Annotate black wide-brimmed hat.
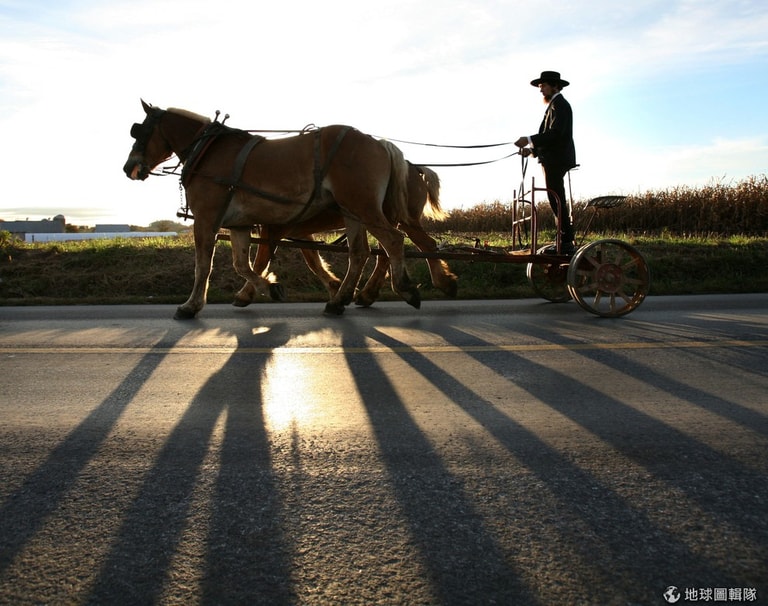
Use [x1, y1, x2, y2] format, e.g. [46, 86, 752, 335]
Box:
[530, 71, 570, 87]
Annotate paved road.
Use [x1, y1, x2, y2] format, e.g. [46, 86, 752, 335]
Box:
[1, 295, 767, 605]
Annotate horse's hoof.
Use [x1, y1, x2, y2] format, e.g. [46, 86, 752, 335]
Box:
[324, 302, 345, 316]
[174, 306, 197, 320]
[354, 292, 375, 307]
[232, 297, 250, 308]
[405, 290, 421, 310]
[444, 280, 458, 298]
[269, 283, 286, 302]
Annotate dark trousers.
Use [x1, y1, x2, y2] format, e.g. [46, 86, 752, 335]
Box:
[542, 163, 574, 244]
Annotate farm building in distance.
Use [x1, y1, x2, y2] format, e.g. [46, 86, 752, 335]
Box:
[0, 215, 67, 238]
[0, 215, 176, 242]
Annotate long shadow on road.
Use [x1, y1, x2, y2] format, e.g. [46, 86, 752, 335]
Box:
[0, 331, 182, 576]
[340, 325, 539, 606]
[362, 323, 758, 604]
[443, 322, 768, 597]
[86, 325, 296, 606]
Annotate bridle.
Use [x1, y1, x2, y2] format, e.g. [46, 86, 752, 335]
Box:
[127, 107, 169, 179]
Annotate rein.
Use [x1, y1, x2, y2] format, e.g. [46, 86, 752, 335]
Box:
[145, 109, 523, 221]
[370, 134, 520, 167]
[414, 151, 521, 168]
[373, 136, 514, 149]
[154, 115, 520, 177]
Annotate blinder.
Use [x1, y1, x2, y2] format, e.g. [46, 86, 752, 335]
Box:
[128, 108, 164, 158]
[125, 107, 166, 179]
[130, 122, 145, 139]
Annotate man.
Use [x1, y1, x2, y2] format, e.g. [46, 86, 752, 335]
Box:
[515, 70, 577, 254]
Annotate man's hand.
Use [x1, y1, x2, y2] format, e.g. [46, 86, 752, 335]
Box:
[514, 136, 529, 148]
[520, 147, 533, 157]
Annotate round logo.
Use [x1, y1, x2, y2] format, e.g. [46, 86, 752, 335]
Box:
[663, 586, 681, 603]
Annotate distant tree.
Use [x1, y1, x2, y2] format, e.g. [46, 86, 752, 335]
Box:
[65, 224, 92, 233]
[149, 220, 189, 232]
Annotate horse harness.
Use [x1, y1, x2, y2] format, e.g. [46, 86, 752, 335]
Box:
[179, 121, 352, 226]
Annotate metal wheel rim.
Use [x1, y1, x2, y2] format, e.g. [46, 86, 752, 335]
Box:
[527, 251, 571, 303]
[566, 239, 650, 317]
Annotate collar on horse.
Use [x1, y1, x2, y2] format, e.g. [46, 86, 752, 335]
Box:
[180, 122, 352, 225]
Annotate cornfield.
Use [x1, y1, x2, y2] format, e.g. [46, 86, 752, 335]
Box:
[425, 175, 768, 237]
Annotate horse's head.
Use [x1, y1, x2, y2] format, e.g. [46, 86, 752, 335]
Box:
[123, 100, 174, 180]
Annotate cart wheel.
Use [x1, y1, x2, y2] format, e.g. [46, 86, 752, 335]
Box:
[527, 252, 571, 302]
[566, 239, 650, 317]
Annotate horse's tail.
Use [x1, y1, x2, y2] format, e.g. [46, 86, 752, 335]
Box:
[415, 165, 447, 220]
[379, 139, 409, 223]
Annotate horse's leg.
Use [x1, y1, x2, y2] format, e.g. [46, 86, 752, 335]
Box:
[300, 247, 343, 297]
[230, 227, 275, 307]
[355, 223, 458, 306]
[364, 221, 420, 309]
[401, 222, 458, 297]
[324, 221, 370, 315]
[355, 250, 389, 307]
[238, 243, 342, 303]
[175, 221, 217, 320]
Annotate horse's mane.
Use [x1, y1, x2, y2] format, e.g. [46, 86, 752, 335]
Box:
[167, 107, 211, 124]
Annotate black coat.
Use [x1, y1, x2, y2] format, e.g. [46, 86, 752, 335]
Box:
[530, 93, 576, 170]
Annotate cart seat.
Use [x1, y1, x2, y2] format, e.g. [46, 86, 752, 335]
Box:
[586, 195, 626, 209]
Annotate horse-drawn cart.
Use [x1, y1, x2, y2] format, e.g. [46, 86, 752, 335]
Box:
[124, 102, 650, 319]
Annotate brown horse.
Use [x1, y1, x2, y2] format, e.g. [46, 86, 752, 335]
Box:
[123, 101, 417, 318]
[229, 156, 458, 308]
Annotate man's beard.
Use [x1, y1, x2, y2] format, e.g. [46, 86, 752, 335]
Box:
[542, 94, 553, 103]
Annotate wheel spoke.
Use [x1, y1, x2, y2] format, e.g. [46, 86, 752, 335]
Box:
[622, 258, 641, 271]
[617, 289, 634, 305]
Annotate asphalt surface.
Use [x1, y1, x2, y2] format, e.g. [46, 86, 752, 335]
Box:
[0, 295, 767, 605]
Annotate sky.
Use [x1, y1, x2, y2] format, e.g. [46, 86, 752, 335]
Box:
[1, 0, 767, 227]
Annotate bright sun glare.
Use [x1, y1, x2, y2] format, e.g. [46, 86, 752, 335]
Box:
[261, 354, 317, 432]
